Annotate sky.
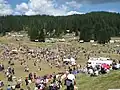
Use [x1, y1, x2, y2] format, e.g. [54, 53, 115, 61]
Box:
[0, 0, 120, 16]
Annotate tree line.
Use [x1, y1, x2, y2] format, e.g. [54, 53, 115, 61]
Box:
[0, 11, 120, 44]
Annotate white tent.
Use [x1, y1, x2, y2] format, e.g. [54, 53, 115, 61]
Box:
[79, 40, 84, 43]
[92, 44, 98, 46]
[63, 57, 76, 65]
[90, 40, 94, 43]
[87, 57, 113, 67]
[63, 59, 71, 62]
[115, 40, 120, 43]
[66, 30, 70, 33]
[35, 40, 39, 42]
[11, 50, 18, 54]
[110, 40, 114, 43]
[59, 38, 65, 42]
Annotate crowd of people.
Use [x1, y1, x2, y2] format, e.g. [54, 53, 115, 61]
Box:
[0, 41, 120, 90]
[85, 60, 120, 77]
[0, 67, 79, 90]
[0, 43, 81, 90]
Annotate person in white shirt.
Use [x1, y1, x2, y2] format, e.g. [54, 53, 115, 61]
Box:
[115, 63, 120, 69]
[67, 73, 75, 81]
[65, 69, 76, 90]
[89, 68, 94, 76]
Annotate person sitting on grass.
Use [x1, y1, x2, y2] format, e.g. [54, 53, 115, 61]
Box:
[11, 85, 15, 90]
[112, 60, 117, 70]
[0, 80, 3, 86]
[0, 64, 4, 71]
[0, 80, 4, 90]
[88, 66, 94, 76]
[7, 85, 11, 90]
[8, 74, 13, 82]
[15, 82, 21, 89]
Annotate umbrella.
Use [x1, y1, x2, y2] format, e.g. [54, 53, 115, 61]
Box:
[101, 64, 110, 69]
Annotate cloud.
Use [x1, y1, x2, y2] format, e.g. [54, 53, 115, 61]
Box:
[108, 10, 118, 13]
[73, 0, 120, 4]
[66, 1, 82, 9]
[15, 0, 68, 16]
[16, 2, 29, 13]
[25, 9, 38, 16]
[14, 0, 83, 16]
[67, 11, 84, 15]
[13, 11, 21, 15]
[0, 0, 119, 16]
[0, 0, 13, 16]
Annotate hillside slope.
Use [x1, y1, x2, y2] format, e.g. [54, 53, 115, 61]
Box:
[76, 71, 120, 90]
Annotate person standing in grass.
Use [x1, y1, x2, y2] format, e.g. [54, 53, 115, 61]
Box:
[25, 77, 29, 86]
[11, 68, 15, 75]
[65, 69, 76, 90]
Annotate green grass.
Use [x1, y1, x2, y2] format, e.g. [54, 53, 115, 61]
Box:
[76, 71, 120, 90]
